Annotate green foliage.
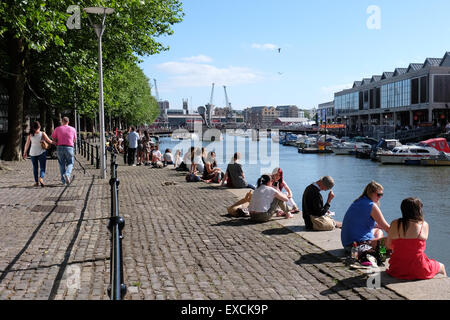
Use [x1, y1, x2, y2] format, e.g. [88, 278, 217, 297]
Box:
[1, 0, 184, 124]
[104, 61, 159, 125]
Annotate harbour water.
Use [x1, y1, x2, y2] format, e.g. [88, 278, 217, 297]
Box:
[159, 135, 450, 269]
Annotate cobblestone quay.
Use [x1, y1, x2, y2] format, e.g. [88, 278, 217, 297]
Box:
[0, 156, 404, 300]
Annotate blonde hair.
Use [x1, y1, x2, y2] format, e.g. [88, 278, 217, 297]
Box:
[356, 181, 383, 202]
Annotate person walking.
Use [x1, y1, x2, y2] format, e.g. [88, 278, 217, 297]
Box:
[126, 126, 139, 166]
[51, 117, 77, 185]
[23, 121, 53, 187]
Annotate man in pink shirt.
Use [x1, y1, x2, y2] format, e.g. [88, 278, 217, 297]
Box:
[52, 117, 77, 185]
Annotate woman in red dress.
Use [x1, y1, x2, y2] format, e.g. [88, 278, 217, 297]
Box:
[386, 198, 447, 280]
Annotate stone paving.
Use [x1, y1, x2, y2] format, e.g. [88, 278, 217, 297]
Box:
[0, 153, 405, 300]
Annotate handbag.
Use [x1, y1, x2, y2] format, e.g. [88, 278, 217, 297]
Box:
[40, 138, 49, 150]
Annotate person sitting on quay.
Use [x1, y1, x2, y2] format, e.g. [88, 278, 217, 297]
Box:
[301, 176, 341, 231]
[248, 174, 290, 223]
[190, 147, 205, 174]
[202, 151, 224, 183]
[220, 152, 255, 190]
[340, 181, 391, 254]
[151, 145, 163, 168]
[386, 197, 447, 280]
[271, 167, 300, 219]
[176, 146, 194, 172]
[163, 148, 174, 167]
[173, 150, 182, 169]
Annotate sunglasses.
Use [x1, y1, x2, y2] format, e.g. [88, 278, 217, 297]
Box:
[377, 193, 384, 197]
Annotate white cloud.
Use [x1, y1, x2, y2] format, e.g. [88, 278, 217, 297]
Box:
[181, 55, 213, 63]
[155, 59, 265, 89]
[251, 43, 279, 51]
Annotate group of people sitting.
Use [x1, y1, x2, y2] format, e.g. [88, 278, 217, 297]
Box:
[138, 142, 446, 281]
[229, 174, 447, 281]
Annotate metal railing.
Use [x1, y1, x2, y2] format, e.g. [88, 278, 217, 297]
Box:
[107, 151, 127, 300]
[76, 138, 126, 299]
[77, 138, 102, 169]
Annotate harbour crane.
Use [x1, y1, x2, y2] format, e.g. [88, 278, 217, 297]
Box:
[153, 79, 160, 101]
[223, 85, 233, 121]
[209, 83, 215, 106]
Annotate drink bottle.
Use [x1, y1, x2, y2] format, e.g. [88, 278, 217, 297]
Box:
[379, 239, 387, 262]
[351, 242, 358, 262]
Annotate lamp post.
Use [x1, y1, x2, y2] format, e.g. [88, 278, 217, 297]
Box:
[84, 7, 114, 179]
[344, 116, 347, 137]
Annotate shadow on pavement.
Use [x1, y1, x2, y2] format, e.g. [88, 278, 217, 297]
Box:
[295, 252, 345, 265]
[211, 218, 260, 227]
[261, 227, 295, 236]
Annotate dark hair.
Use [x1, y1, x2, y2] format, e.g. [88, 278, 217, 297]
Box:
[165, 148, 171, 153]
[144, 130, 149, 139]
[257, 174, 272, 188]
[31, 121, 41, 136]
[398, 197, 424, 235]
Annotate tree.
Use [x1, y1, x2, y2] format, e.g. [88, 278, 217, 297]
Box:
[0, 0, 184, 160]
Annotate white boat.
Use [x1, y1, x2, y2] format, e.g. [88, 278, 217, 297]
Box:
[330, 142, 371, 155]
[379, 145, 441, 165]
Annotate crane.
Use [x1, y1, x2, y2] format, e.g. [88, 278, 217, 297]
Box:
[209, 83, 215, 105]
[223, 85, 233, 121]
[153, 79, 160, 101]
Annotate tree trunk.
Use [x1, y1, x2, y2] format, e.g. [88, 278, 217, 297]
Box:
[3, 36, 26, 161]
[38, 101, 47, 133]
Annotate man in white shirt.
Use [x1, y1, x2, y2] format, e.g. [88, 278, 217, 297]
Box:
[126, 126, 139, 166]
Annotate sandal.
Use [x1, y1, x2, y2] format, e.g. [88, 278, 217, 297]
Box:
[39, 178, 45, 187]
[276, 210, 286, 217]
[290, 208, 300, 214]
[285, 213, 294, 219]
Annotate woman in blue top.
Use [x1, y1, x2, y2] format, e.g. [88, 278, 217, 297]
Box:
[341, 181, 391, 252]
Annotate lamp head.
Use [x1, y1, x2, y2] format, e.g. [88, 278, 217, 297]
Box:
[84, 7, 114, 15]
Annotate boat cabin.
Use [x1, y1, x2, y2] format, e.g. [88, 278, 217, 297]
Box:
[419, 138, 450, 153]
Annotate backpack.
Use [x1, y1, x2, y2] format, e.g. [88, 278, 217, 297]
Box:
[185, 173, 201, 182]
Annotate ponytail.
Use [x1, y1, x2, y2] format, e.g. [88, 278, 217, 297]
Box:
[257, 174, 271, 188]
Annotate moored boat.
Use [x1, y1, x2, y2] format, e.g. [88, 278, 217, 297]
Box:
[379, 145, 441, 165]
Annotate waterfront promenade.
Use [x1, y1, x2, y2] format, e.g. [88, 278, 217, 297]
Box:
[0, 156, 441, 300]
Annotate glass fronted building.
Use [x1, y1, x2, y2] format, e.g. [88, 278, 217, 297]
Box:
[332, 52, 450, 129]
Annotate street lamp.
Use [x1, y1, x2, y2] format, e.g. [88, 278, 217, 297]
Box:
[84, 7, 114, 179]
[344, 116, 347, 137]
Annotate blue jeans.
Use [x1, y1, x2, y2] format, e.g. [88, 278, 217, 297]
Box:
[57, 146, 74, 183]
[31, 151, 47, 182]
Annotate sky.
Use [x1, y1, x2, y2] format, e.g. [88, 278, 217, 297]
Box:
[139, 0, 450, 112]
